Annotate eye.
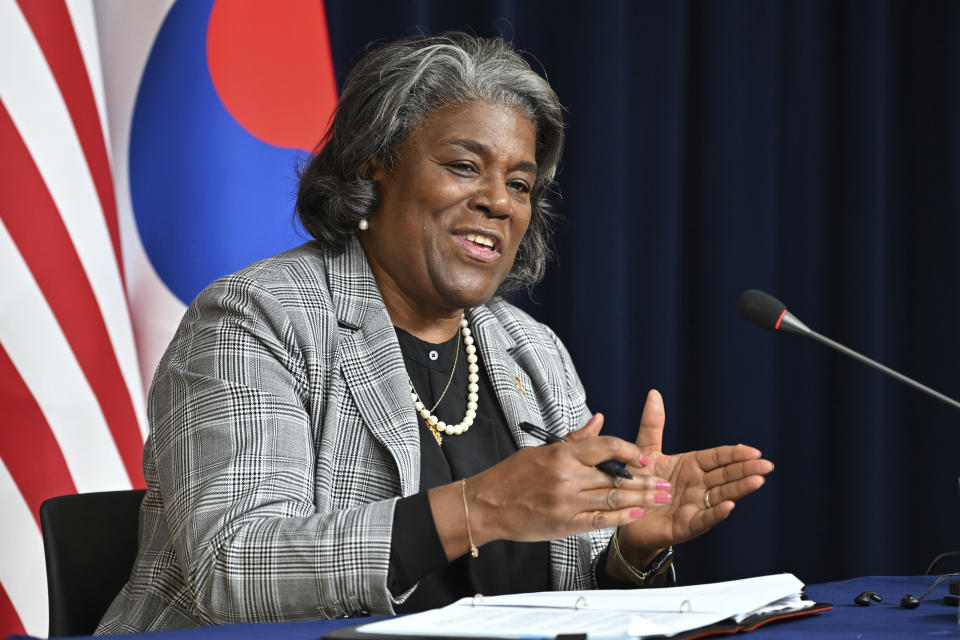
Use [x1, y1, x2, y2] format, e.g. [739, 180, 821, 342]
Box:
[447, 162, 478, 176]
[509, 180, 532, 195]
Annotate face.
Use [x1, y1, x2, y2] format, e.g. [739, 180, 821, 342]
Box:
[361, 101, 537, 320]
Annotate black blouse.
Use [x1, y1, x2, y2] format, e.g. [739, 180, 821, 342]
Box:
[386, 325, 642, 611]
[387, 326, 551, 612]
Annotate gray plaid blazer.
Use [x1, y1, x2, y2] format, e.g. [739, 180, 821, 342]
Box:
[97, 238, 608, 633]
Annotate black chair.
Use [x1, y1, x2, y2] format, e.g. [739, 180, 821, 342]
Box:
[39, 489, 146, 637]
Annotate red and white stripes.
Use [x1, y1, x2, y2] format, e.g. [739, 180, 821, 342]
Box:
[0, 1, 149, 635]
[1, 0, 339, 634]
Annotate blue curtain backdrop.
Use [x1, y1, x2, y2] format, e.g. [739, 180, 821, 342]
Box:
[323, 0, 960, 585]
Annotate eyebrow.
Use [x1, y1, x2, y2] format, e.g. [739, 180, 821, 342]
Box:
[442, 138, 538, 174]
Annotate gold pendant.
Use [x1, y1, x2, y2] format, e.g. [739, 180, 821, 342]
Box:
[430, 427, 443, 446]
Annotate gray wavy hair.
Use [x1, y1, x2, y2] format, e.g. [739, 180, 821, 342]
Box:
[295, 32, 564, 292]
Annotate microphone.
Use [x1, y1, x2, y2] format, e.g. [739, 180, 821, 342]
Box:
[737, 289, 960, 412]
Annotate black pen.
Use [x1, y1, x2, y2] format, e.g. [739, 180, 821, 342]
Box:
[519, 421, 634, 480]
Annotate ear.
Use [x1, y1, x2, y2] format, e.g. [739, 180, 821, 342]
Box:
[366, 156, 387, 181]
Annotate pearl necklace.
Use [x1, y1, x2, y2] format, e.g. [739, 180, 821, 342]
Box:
[409, 316, 479, 446]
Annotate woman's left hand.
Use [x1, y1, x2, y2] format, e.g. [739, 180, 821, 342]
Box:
[611, 390, 775, 568]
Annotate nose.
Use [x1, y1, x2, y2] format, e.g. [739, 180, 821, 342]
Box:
[470, 176, 512, 218]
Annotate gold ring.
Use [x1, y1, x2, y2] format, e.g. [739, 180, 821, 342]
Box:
[704, 488, 712, 509]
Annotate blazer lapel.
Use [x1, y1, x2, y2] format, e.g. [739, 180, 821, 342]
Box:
[467, 305, 539, 450]
[326, 239, 420, 496]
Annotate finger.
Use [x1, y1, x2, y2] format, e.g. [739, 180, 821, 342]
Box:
[702, 458, 775, 488]
[694, 444, 764, 472]
[706, 474, 767, 505]
[567, 434, 649, 469]
[585, 472, 671, 493]
[689, 500, 737, 534]
[634, 389, 665, 456]
[580, 485, 673, 512]
[571, 505, 648, 532]
[565, 413, 604, 441]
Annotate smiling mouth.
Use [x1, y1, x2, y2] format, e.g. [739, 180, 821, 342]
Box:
[455, 232, 501, 261]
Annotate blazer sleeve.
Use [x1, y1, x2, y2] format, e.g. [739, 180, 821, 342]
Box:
[149, 270, 398, 623]
[541, 323, 616, 591]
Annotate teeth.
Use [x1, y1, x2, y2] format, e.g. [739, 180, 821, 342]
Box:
[464, 233, 495, 248]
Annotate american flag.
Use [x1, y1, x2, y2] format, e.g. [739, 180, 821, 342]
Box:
[0, 1, 336, 635]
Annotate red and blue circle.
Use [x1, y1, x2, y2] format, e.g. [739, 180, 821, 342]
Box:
[130, 0, 337, 304]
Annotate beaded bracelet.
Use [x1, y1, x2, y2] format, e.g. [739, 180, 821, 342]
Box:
[610, 528, 672, 587]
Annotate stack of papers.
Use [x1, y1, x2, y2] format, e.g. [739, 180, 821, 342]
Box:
[357, 573, 814, 639]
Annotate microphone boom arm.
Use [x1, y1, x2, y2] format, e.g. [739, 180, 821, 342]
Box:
[737, 289, 960, 413]
[806, 329, 960, 413]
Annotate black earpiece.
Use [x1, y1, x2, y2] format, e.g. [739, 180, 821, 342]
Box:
[853, 574, 960, 610]
[854, 591, 883, 606]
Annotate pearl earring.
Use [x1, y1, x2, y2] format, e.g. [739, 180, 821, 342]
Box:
[358, 218, 369, 231]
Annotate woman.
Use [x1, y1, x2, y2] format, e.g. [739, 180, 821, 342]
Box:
[98, 33, 773, 633]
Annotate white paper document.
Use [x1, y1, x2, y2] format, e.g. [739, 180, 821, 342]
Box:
[357, 573, 808, 639]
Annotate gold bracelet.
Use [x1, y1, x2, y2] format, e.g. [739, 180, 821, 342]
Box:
[610, 528, 672, 587]
[461, 478, 478, 558]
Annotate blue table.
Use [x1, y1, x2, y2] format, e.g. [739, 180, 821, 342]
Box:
[752, 575, 958, 638]
[7, 575, 957, 639]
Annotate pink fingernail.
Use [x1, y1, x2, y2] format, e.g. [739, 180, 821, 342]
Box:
[655, 492, 672, 504]
[639, 454, 649, 467]
[655, 481, 671, 490]
[629, 509, 644, 518]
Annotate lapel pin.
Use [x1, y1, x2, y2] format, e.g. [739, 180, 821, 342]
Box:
[514, 376, 526, 395]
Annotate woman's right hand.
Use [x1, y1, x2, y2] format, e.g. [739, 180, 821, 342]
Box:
[428, 416, 671, 560]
